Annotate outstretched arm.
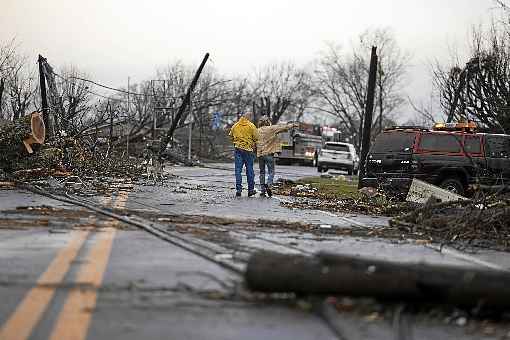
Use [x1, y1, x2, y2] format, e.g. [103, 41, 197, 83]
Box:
[272, 122, 300, 135]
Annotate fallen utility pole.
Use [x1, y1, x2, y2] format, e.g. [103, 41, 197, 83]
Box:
[358, 47, 378, 189]
[159, 53, 209, 159]
[246, 251, 510, 308]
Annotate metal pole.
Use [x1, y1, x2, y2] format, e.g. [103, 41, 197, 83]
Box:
[358, 46, 378, 189]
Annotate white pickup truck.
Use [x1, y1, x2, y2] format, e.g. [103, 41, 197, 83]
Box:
[317, 142, 359, 175]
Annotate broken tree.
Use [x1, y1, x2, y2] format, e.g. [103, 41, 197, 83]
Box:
[246, 250, 510, 308]
[0, 111, 46, 170]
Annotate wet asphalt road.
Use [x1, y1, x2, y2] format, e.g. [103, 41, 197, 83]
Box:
[1, 164, 510, 340]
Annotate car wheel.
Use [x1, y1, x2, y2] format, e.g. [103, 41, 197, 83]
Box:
[439, 177, 465, 196]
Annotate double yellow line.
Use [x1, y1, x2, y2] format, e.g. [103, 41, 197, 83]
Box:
[0, 190, 129, 340]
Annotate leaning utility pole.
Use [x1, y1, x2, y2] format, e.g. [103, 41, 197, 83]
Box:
[447, 68, 467, 123]
[358, 46, 378, 189]
[159, 53, 209, 158]
[446, 57, 479, 123]
[38, 55, 50, 137]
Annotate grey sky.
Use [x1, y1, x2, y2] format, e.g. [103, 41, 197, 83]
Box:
[1, 0, 498, 121]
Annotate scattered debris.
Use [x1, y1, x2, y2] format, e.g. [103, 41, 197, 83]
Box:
[274, 176, 510, 252]
[406, 178, 467, 204]
[390, 193, 510, 251]
[278, 195, 415, 217]
[359, 186, 379, 199]
[0, 181, 15, 189]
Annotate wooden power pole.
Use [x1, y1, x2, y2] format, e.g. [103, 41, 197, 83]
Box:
[38, 55, 50, 137]
[358, 46, 378, 189]
[0, 78, 4, 111]
[159, 53, 209, 158]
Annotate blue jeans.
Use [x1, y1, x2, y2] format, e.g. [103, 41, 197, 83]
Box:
[259, 154, 275, 193]
[234, 148, 255, 193]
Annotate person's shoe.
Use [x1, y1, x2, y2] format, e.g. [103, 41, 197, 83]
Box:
[265, 184, 273, 197]
[259, 192, 266, 197]
[248, 190, 257, 197]
[235, 192, 242, 197]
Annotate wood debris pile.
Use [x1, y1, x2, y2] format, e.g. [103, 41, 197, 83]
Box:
[0, 113, 143, 181]
[390, 194, 510, 251]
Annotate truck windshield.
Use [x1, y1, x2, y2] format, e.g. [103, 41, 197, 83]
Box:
[324, 144, 349, 152]
[371, 132, 416, 153]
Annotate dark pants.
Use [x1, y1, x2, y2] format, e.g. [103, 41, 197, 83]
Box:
[258, 154, 275, 193]
[234, 148, 255, 193]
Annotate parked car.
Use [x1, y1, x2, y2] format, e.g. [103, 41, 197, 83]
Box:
[317, 142, 359, 175]
[360, 123, 510, 196]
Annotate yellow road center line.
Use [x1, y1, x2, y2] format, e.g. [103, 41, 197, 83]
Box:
[0, 230, 89, 340]
[48, 228, 116, 340]
[49, 189, 129, 340]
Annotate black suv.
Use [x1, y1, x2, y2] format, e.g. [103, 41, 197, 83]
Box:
[360, 127, 510, 195]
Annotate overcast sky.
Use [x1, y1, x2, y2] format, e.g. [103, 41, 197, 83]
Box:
[1, 0, 499, 121]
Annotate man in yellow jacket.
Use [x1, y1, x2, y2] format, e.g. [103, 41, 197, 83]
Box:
[257, 116, 298, 197]
[229, 112, 259, 197]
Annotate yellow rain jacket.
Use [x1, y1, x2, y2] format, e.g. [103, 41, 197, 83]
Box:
[256, 123, 294, 157]
[229, 117, 258, 152]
